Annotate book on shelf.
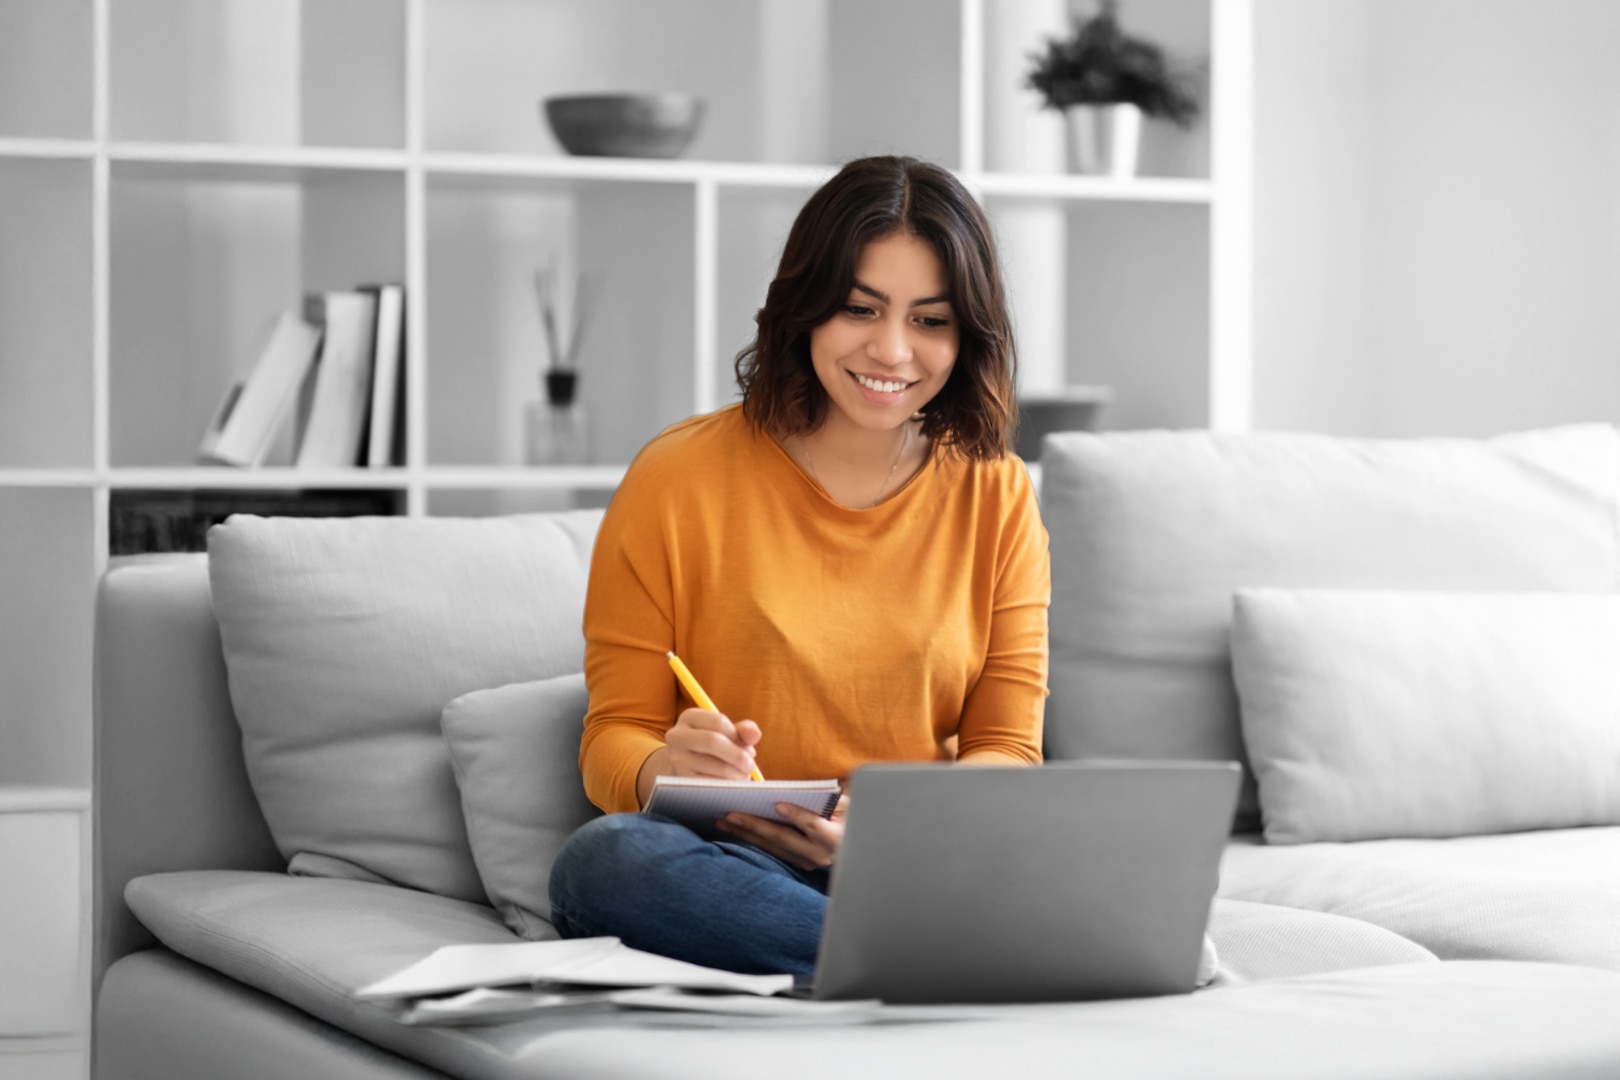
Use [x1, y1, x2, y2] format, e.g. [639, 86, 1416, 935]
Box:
[363, 283, 406, 467]
[197, 311, 323, 467]
[109, 488, 403, 557]
[295, 290, 379, 469]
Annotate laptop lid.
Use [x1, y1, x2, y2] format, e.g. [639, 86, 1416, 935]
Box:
[812, 760, 1240, 1004]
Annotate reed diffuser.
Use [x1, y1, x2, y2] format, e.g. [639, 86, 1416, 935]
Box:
[526, 262, 600, 465]
[532, 262, 599, 405]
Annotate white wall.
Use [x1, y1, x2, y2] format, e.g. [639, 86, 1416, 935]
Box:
[1253, 0, 1620, 437]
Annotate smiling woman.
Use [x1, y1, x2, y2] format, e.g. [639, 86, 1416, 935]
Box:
[548, 155, 1050, 979]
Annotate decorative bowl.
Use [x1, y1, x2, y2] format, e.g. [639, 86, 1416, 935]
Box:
[542, 93, 705, 159]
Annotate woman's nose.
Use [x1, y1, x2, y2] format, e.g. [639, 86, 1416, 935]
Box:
[867, 317, 911, 365]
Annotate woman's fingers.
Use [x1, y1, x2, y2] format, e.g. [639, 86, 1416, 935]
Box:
[668, 708, 758, 778]
[718, 815, 825, 870]
[716, 805, 843, 871]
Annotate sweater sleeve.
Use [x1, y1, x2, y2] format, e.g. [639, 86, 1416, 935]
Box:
[578, 463, 681, 814]
[955, 466, 1050, 765]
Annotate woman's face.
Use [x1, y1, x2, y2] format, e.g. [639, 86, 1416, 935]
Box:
[809, 232, 960, 433]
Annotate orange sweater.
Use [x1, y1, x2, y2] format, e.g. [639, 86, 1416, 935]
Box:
[579, 404, 1050, 814]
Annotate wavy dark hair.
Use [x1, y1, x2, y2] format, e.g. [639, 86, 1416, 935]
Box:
[735, 155, 1018, 461]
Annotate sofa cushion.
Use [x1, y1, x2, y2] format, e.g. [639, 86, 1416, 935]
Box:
[121, 871, 1620, 1080]
[1219, 826, 1620, 969]
[207, 511, 602, 903]
[1232, 589, 1620, 843]
[98, 951, 448, 1080]
[441, 674, 602, 936]
[1039, 425, 1620, 824]
[1203, 899, 1434, 984]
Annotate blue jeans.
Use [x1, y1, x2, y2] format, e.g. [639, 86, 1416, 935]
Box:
[548, 812, 831, 976]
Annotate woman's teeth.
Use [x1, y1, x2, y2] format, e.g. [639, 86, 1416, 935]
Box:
[855, 373, 909, 393]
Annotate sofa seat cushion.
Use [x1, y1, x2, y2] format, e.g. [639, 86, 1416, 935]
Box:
[99, 950, 447, 1080]
[122, 871, 1424, 1007]
[102, 945, 1620, 1080]
[121, 870, 1620, 1080]
[1219, 827, 1620, 968]
[1205, 899, 1435, 984]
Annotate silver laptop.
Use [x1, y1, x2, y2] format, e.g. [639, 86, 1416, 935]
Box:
[812, 760, 1241, 1004]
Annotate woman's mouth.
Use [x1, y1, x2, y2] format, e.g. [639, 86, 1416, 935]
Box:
[851, 371, 914, 402]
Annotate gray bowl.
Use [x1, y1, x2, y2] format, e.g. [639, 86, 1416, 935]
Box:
[543, 93, 705, 159]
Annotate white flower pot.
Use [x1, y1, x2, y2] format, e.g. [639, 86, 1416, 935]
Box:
[1065, 103, 1143, 178]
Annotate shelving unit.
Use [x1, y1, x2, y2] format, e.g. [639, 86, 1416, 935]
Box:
[0, 0, 1248, 978]
[0, 787, 91, 1080]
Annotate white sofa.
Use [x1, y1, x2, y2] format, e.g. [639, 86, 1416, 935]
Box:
[92, 425, 1620, 1079]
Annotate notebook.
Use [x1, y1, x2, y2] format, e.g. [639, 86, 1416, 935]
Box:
[642, 776, 841, 841]
[810, 760, 1241, 1004]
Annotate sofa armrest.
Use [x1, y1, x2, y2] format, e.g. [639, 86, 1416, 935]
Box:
[93, 554, 282, 995]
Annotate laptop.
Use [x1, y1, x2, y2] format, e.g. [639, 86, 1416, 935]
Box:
[810, 760, 1241, 1004]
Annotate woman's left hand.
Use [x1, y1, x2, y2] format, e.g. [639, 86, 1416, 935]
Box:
[715, 795, 849, 872]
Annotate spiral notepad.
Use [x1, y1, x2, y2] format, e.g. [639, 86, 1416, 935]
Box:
[643, 776, 841, 841]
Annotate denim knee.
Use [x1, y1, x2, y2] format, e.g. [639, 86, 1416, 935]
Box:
[547, 813, 693, 933]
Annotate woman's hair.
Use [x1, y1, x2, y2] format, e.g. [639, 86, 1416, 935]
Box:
[735, 155, 1018, 461]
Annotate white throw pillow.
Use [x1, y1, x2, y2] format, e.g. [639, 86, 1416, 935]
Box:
[442, 674, 602, 936]
[208, 511, 602, 902]
[1232, 589, 1620, 844]
[1039, 424, 1620, 828]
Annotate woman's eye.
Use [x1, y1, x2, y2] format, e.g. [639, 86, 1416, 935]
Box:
[917, 315, 951, 330]
[843, 304, 875, 318]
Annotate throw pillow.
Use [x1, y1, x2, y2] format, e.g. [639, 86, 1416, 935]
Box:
[1232, 588, 1620, 844]
[1038, 424, 1620, 828]
[441, 674, 602, 936]
[207, 510, 603, 903]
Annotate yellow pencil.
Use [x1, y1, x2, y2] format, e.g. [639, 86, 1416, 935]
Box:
[665, 650, 765, 782]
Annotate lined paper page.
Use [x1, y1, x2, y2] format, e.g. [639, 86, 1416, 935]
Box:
[644, 777, 841, 840]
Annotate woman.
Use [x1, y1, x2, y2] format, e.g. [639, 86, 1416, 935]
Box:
[547, 155, 1051, 976]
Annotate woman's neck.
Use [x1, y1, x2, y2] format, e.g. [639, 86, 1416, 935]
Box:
[802, 411, 912, 471]
[793, 414, 929, 509]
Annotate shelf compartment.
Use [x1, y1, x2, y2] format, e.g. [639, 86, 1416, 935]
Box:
[109, 168, 405, 468]
[108, 486, 404, 555]
[0, 0, 93, 140]
[978, 0, 1213, 181]
[423, 0, 804, 162]
[0, 487, 96, 786]
[425, 177, 695, 470]
[0, 159, 94, 469]
[984, 198, 1211, 431]
[110, 0, 404, 150]
[713, 186, 812, 410]
[422, 0, 957, 168]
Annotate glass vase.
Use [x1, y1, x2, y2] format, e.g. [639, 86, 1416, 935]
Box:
[525, 400, 591, 466]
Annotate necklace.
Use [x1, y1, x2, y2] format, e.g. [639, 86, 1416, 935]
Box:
[801, 424, 911, 510]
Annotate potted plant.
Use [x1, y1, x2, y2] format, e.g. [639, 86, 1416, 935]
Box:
[1025, 0, 1201, 177]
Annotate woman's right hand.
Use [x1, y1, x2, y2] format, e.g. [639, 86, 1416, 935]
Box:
[664, 708, 761, 780]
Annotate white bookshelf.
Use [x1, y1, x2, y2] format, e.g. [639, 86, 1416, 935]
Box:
[0, 787, 91, 1080]
[0, 0, 1249, 881]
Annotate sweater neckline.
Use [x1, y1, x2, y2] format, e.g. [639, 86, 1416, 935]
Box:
[757, 416, 936, 513]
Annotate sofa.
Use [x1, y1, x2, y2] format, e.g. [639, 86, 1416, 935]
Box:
[93, 424, 1620, 1080]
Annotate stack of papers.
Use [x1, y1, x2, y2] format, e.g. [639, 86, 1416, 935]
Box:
[355, 938, 876, 1026]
